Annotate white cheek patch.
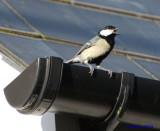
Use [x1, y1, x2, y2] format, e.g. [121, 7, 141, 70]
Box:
[100, 29, 114, 37]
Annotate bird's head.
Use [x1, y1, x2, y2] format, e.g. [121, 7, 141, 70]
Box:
[99, 25, 119, 38]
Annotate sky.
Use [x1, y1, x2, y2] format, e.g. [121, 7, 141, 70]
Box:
[0, 54, 43, 131]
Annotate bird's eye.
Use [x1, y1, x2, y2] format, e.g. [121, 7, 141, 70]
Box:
[107, 26, 112, 29]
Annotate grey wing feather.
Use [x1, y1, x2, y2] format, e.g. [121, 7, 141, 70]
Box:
[75, 36, 100, 56]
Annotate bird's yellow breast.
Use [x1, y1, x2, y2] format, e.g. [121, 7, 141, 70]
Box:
[80, 39, 110, 60]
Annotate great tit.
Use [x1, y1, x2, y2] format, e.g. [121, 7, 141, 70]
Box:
[66, 25, 119, 77]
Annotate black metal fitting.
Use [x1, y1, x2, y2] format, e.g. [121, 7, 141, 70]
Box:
[4, 56, 160, 130]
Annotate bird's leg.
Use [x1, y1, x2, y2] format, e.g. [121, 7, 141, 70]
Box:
[84, 60, 94, 76]
[96, 65, 112, 77]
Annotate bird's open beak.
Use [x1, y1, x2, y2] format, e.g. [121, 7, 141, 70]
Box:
[114, 28, 120, 35]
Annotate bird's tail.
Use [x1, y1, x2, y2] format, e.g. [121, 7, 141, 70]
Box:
[65, 57, 80, 64]
[65, 59, 74, 64]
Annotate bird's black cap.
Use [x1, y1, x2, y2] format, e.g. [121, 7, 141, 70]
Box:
[105, 25, 117, 29]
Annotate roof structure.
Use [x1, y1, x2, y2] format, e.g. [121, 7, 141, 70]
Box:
[0, 0, 160, 80]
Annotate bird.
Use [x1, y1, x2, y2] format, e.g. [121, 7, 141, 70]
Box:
[66, 25, 119, 77]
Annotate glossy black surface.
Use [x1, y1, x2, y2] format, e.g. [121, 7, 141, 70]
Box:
[121, 76, 160, 128]
[4, 57, 63, 115]
[4, 57, 160, 128]
[4, 58, 48, 110]
[49, 63, 121, 119]
[1, 0, 160, 130]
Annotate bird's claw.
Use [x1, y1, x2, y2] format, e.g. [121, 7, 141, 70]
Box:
[107, 70, 112, 78]
[89, 68, 94, 76]
[89, 71, 93, 76]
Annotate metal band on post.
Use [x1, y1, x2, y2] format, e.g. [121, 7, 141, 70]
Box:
[104, 72, 134, 131]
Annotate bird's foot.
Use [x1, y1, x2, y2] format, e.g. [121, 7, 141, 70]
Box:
[106, 69, 112, 78]
[89, 67, 94, 76]
[96, 65, 112, 78]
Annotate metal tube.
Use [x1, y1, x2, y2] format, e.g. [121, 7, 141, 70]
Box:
[121, 77, 160, 128]
[4, 57, 160, 128]
[48, 63, 121, 120]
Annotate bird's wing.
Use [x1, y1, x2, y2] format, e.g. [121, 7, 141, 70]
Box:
[75, 35, 101, 56]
